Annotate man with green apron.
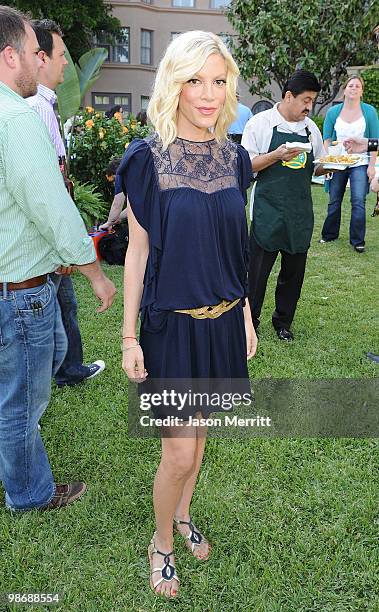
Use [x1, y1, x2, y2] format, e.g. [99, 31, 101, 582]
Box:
[242, 70, 328, 341]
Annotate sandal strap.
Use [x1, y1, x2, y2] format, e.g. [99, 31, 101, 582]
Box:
[149, 532, 174, 557]
[151, 560, 179, 584]
[150, 534, 180, 589]
[149, 533, 178, 586]
[174, 517, 203, 546]
[152, 547, 174, 558]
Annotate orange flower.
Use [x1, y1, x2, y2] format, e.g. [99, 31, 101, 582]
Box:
[85, 106, 94, 113]
[85, 119, 94, 129]
[122, 126, 129, 133]
[98, 128, 106, 139]
[114, 112, 123, 124]
[106, 174, 115, 182]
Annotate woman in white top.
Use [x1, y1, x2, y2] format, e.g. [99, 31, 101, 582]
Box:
[320, 75, 378, 252]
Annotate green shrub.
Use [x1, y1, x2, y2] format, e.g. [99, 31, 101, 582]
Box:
[73, 180, 107, 229]
[311, 114, 324, 134]
[361, 67, 379, 111]
[70, 108, 151, 203]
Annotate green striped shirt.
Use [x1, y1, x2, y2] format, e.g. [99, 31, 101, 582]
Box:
[0, 82, 95, 282]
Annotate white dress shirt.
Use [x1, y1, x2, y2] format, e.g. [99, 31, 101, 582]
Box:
[27, 84, 66, 158]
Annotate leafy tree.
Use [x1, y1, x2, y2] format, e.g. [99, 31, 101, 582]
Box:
[361, 67, 379, 110]
[227, 0, 378, 113]
[6, 0, 121, 61]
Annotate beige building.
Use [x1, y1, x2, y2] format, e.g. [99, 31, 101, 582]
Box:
[84, 0, 274, 115]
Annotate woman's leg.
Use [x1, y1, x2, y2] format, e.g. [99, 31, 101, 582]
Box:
[174, 423, 211, 559]
[321, 170, 349, 241]
[151, 425, 198, 597]
[349, 165, 368, 247]
[175, 425, 207, 519]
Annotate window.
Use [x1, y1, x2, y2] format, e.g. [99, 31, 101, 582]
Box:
[211, 0, 230, 7]
[141, 30, 152, 65]
[94, 94, 110, 106]
[96, 28, 130, 63]
[172, 0, 195, 7]
[113, 28, 130, 63]
[114, 96, 132, 109]
[92, 93, 131, 113]
[252, 100, 273, 115]
[141, 96, 150, 111]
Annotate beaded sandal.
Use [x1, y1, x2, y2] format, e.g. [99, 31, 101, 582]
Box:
[174, 517, 212, 561]
[148, 532, 180, 597]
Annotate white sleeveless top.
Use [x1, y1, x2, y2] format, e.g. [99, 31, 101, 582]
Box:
[335, 116, 367, 166]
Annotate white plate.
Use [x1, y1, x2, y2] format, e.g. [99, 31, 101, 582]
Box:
[313, 157, 362, 169]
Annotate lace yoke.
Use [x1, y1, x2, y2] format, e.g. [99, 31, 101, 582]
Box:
[147, 134, 239, 194]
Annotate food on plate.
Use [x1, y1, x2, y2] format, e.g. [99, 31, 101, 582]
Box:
[318, 154, 360, 164]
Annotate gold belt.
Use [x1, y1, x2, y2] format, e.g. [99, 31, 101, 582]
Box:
[174, 298, 241, 319]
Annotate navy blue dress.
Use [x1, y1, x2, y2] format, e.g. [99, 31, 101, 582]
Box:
[118, 134, 253, 418]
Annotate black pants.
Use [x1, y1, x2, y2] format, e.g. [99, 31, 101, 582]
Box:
[248, 233, 308, 331]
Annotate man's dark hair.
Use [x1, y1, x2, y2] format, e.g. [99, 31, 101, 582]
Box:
[106, 156, 123, 176]
[0, 5, 28, 53]
[282, 70, 321, 98]
[31, 19, 63, 57]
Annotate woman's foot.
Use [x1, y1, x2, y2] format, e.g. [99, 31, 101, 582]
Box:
[174, 516, 211, 561]
[148, 533, 180, 598]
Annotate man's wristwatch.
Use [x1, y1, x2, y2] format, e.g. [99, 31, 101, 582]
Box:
[368, 138, 379, 152]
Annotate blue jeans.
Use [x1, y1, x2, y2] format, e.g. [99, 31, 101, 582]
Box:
[51, 274, 88, 385]
[0, 279, 67, 510]
[321, 164, 369, 246]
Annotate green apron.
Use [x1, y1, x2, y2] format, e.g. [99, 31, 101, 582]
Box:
[252, 126, 314, 254]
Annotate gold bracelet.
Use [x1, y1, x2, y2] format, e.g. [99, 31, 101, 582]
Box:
[121, 342, 140, 352]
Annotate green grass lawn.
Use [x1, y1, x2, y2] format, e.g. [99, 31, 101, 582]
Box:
[0, 187, 378, 611]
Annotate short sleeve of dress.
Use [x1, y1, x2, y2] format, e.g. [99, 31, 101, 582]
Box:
[116, 138, 156, 232]
[236, 144, 253, 204]
[114, 173, 123, 195]
[117, 137, 163, 327]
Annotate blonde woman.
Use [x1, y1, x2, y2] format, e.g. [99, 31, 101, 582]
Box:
[120, 31, 257, 598]
[320, 75, 378, 253]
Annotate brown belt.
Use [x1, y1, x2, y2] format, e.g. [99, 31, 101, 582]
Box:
[0, 274, 48, 291]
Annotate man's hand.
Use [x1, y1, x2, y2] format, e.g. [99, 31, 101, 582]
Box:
[90, 275, 116, 312]
[77, 261, 116, 312]
[55, 265, 76, 276]
[98, 221, 111, 231]
[367, 165, 376, 182]
[273, 144, 305, 162]
[343, 137, 368, 154]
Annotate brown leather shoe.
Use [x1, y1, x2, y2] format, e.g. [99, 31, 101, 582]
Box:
[41, 482, 86, 510]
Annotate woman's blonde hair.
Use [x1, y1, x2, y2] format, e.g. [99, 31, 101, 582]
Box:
[147, 30, 239, 148]
[343, 74, 364, 92]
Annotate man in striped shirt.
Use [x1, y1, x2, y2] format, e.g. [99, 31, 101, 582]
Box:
[27, 19, 106, 387]
[0, 6, 116, 511]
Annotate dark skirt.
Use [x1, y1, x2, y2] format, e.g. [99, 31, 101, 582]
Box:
[139, 302, 250, 419]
